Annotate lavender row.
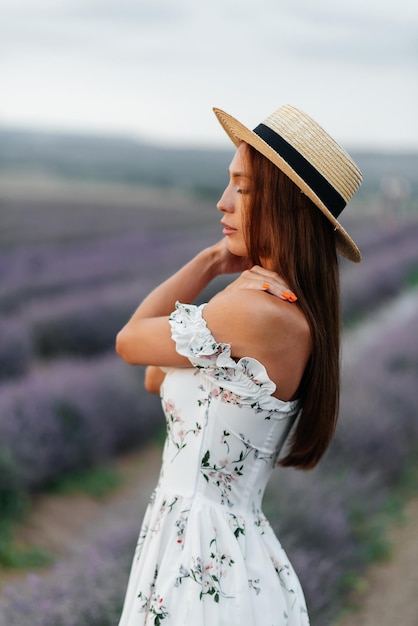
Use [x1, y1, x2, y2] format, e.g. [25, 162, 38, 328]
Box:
[0, 229, 212, 315]
[0, 317, 32, 380]
[342, 212, 417, 255]
[0, 189, 216, 249]
[25, 283, 149, 360]
[340, 218, 418, 320]
[0, 518, 138, 626]
[0, 186, 218, 315]
[0, 354, 162, 494]
[1, 293, 418, 626]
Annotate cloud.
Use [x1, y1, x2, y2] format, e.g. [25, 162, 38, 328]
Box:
[283, 7, 418, 68]
[0, 0, 416, 148]
[1, 0, 416, 68]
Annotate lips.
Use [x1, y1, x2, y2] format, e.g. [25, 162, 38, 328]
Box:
[221, 221, 237, 235]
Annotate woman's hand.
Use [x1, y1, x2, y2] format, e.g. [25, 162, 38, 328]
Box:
[223, 265, 298, 302]
[208, 238, 253, 275]
[207, 242, 297, 302]
[144, 366, 166, 395]
[116, 239, 250, 367]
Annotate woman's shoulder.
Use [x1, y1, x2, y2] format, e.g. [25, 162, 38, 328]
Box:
[203, 289, 311, 400]
[203, 289, 310, 357]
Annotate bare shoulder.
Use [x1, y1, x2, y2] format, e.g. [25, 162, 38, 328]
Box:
[203, 290, 312, 400]
[204, 289, 310, 353]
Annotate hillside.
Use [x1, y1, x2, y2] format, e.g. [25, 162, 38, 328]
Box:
[1, 127, 417, 202]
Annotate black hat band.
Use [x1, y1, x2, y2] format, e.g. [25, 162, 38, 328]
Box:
[253, 123, 346, 219]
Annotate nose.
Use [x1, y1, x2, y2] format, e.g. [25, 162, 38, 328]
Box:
[217, 185, 232, 213]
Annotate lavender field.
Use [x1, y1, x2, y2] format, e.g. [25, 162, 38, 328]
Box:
[0, 155, 417, 626]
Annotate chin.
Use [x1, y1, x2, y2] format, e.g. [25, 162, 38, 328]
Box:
[227, 241, 247, 258]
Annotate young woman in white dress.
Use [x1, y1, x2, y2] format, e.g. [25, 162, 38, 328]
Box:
[116, 104, 362, 625]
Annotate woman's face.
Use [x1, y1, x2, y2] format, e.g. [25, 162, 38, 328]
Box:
[217, 142, 252, 258]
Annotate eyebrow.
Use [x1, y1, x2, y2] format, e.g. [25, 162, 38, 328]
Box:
[229, 170, 252, 179]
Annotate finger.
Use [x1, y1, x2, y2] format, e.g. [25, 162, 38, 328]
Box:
[259, 279, 297, 302]
[262, 283, 297, 301]
[266, 279, 298, 301]
[227, 267, 298, 301]
[278, 290, 298, 302]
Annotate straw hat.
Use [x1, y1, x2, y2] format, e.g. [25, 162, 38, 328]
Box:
[213, 105, 363, 262]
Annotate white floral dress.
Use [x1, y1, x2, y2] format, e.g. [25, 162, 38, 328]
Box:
[118, 302, 310, 626]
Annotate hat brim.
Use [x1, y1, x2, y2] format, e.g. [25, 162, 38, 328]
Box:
[213, 107, 361, 263]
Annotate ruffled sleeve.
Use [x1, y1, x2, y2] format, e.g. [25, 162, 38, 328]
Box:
[168, 302, 300, 416]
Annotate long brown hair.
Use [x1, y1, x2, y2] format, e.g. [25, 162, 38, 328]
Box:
[245, 144, 341, 470]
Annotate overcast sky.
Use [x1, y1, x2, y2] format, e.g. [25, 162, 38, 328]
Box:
[0, 0, 417, 150]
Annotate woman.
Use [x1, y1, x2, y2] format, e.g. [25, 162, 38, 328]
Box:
[116, 104, 362, 625]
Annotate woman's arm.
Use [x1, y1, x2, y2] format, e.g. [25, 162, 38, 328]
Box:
[115, 239, 250, 366]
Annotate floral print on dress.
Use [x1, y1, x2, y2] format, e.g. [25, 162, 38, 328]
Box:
[150, 496, 178, 535]
[163, 398, 202, 462]
[252, 504, 268, 535]
[200, 449, 239, 508]
[175, 537, 235, 603]
[137, 567, 169, 625]
[200, 428, 278, 508]
[248, 578, 262, 595]
[134, 523, 149, 563]
[270, 556, 299, 608]
[175, 508, 190, 548]
[227, 512, 246, 540]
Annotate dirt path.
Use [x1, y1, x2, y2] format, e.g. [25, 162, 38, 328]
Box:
[336, 497, 418, 626]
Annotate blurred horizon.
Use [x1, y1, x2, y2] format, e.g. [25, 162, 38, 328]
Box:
[2, 122, 418, 154]
[1, 125, 418, 214]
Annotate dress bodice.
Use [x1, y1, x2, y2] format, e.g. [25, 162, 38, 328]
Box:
[159, 302, 300, 514]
